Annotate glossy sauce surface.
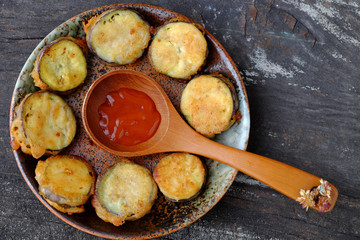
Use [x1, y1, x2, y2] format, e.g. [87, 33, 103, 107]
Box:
[98, 88, 161, 146]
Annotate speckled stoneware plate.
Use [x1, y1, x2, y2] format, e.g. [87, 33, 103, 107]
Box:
[9, 4, 250, 239]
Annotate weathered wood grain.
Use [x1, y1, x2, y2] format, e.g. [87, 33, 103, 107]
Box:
[1, 0, 359, 239]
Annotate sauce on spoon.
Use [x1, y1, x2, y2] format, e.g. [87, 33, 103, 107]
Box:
[98, 88, 161, 146]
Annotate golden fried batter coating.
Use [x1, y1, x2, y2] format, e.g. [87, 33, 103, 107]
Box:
[35, 155, 96, 214]
[92, 160, 157, 226]
[149, 21, 207, 79]
[10, 91, 76, 158]
[153, 153, 206, 202]
[181, 75, 237, 138]
[85, 9, 151, 65]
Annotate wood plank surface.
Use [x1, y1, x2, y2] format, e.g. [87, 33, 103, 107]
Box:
[1, 0, 359, 239]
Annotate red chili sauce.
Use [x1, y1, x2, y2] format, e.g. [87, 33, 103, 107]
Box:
[98, 88, 161, 146]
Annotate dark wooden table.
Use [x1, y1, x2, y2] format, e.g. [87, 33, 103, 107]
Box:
[1, 0, 359, 239]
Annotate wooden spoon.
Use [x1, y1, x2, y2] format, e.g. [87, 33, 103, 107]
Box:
[82, 70, 338, 212]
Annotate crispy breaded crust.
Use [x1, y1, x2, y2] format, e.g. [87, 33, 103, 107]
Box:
[14, 91, 76, 159]
[10, 117, 32, 155]
[92, 160, 157, 226]
[35, 155, 96, 214]
[92, 195, 125, 226]
[41, 195, 85, 215]
[31, 37, 88, 93]
[85, 8, 151, 65]
[10, 91, 75, 158]
[180, 75, 237, 138]
[153, 153, 206, 202]
[149, 20, 207, 79]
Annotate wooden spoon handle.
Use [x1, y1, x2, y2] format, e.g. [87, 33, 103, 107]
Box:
[173, 131, 338, 212]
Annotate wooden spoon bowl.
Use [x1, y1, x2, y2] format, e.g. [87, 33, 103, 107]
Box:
[82, 69, 338, 212]
[82, 70, 170, 156]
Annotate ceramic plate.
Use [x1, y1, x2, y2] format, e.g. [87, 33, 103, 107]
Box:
[9, 4, 250, 239]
